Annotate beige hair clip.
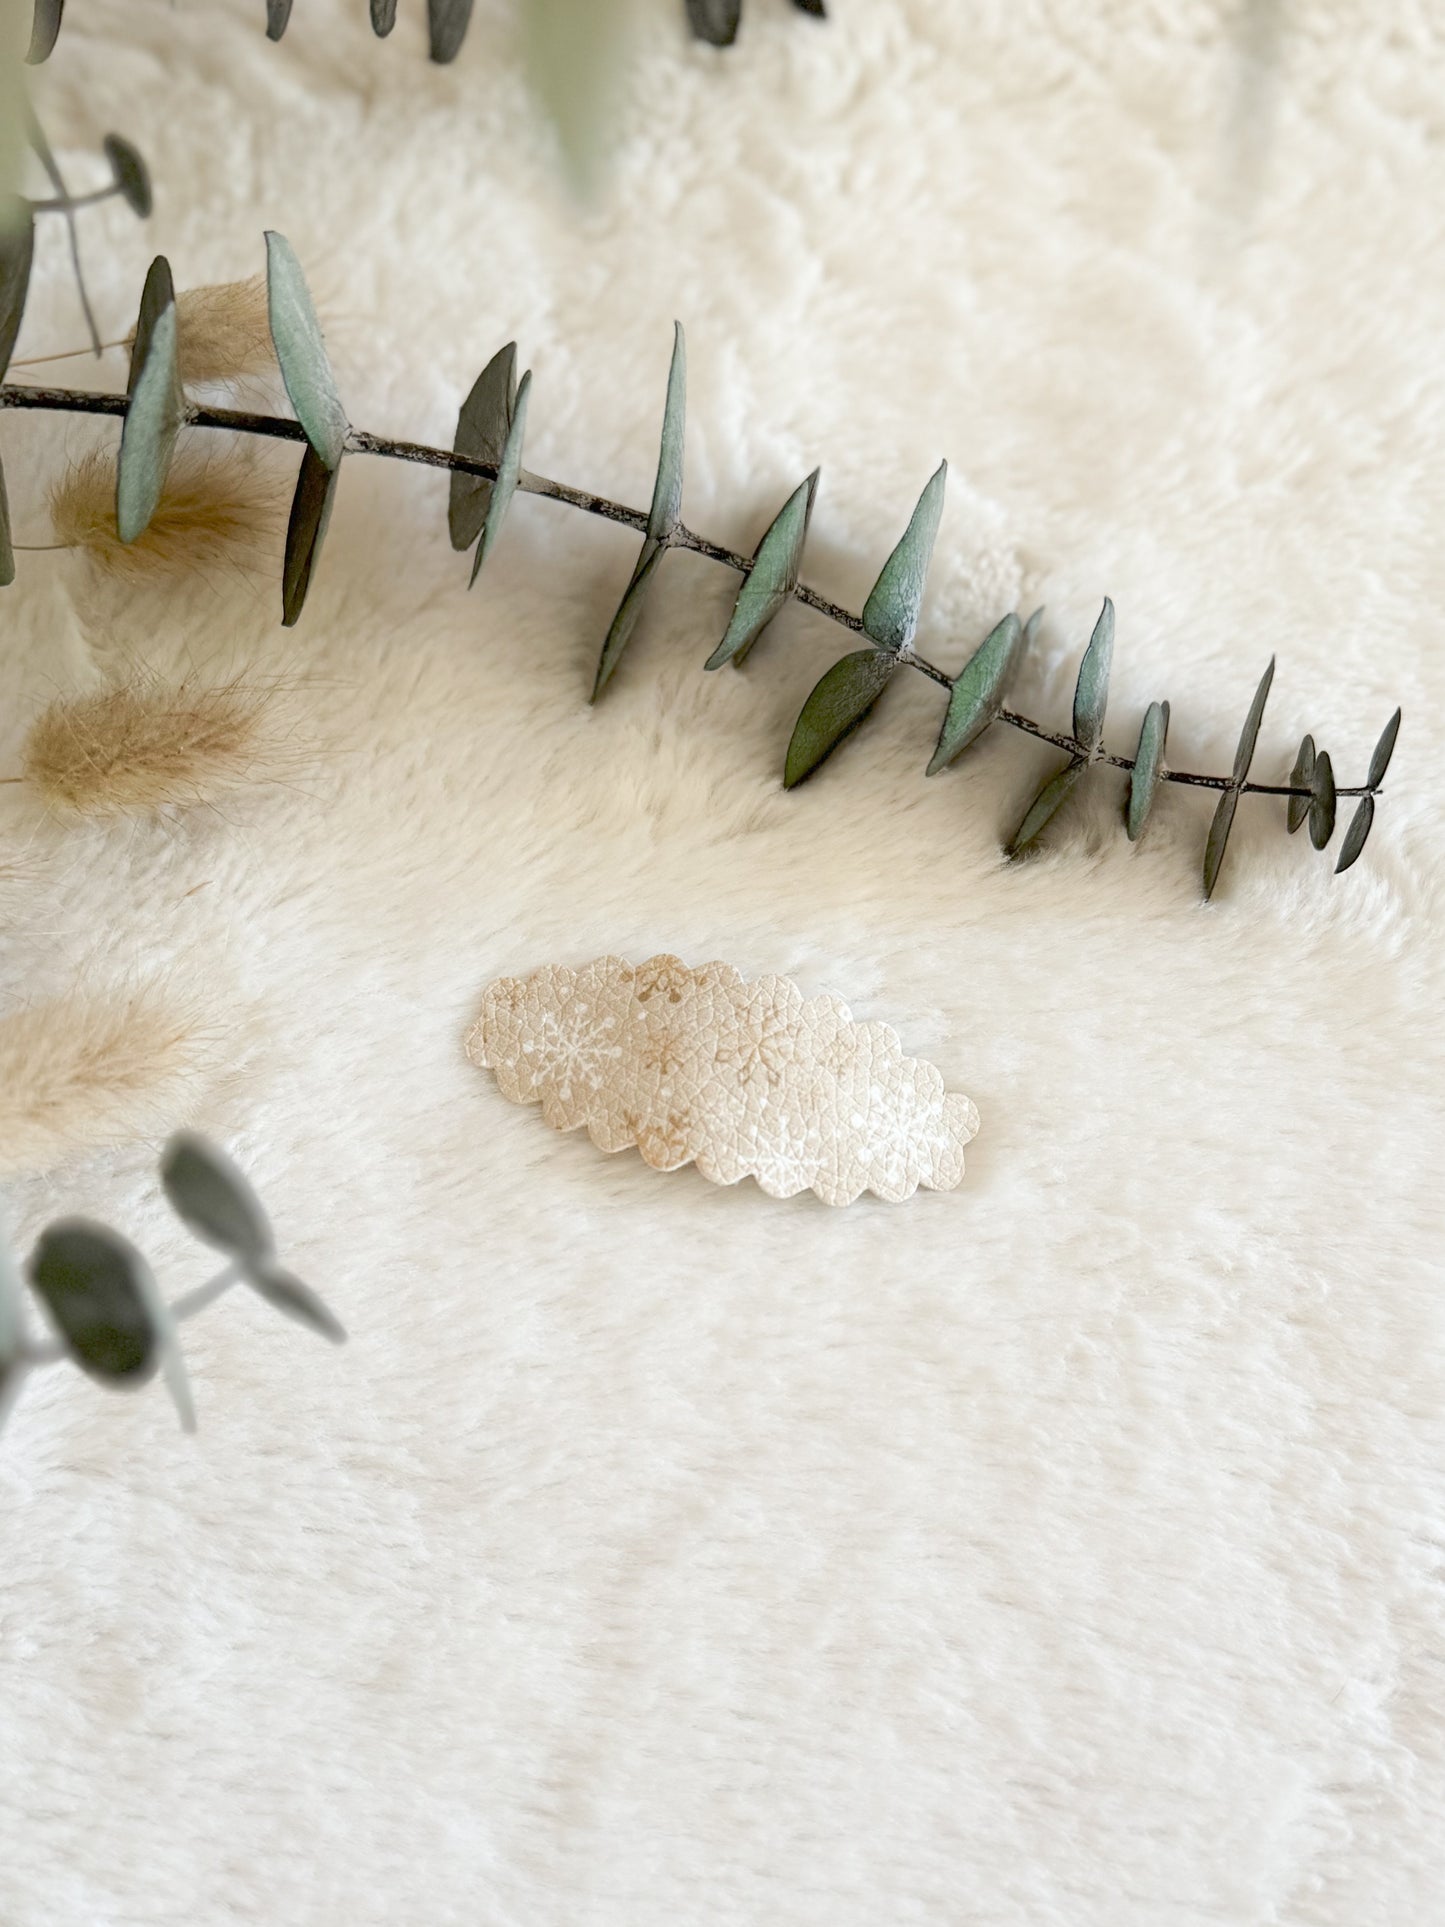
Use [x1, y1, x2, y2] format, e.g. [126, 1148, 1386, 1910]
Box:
[466, 955, 979, 1206]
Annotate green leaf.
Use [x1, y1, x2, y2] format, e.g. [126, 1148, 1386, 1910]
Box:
[0, 450, 13, 588]
[793, 0, 827, 13]
[926, 613, 1023, 776]
[428, 0, 474, 63]
[1072, 598, 1114, 755]
[0, 1216, 25, 1374]
[248, 1265, 346, 1345]
[1286, 734, 1315, 835]
[686, 0, 742, 43]
[783, 648, 897, 789]
[1335, 795, 1375, 875]
[371, 0, 399, 30]
[1309, 749, 1336, 850]
[27, 1220, 180, 1398]
[102, 134, 152, 218]
[1202, 787, 1239, 901]
[707, 468, 818, 670]
[0, 206, 35, 379]
[469, 369, 531, 584]
[522, 0, 635, 194]
[1367, 708, 1401, 791]
[862, 460, 946, 653]
[27, 0, 64, 63]
[116, 255, 182, 544]
[1125, 699, 1169, 841]
[591, 538, 666, 701]
[1023, 606, 1045, 647]
[161, 1132, 274, 1269]
[1006, 758, 1085, 858]
[449, 342, 516, 552]
[265, 231, 349, 469]
[1230, 657, 1275, 784]
[265, 0, 292, 40]
[282, 443, 341, 628]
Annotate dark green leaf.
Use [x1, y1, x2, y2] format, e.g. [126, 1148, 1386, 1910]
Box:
[1202, 787, 1239, 901]
[371, 0, 399, 30]
[161, 1132, 275, 1269]
[1335, 795, 1375, 874]
[101, 134, 152, 219]
[265, 0, 292, 40]
[1309, 749, 1336, 850]
[647, 321, 686, 543]
[428, 0, 474, 64]
[686, 0, 742, 43]
[27, 0, 64, 62]
[707, 468, 818, 670]
[0, 207, 35, 380]
[248, 1264, 346, 1345]
[591, 538, 666, 701]
[783, 648, 897, 789]
[862, 461, 946, 653]
[28, 1220, 159, 1384]
[0, 451, 13, 589]
[1071, 598, 1114, 755]
[793, 0, 826, 13]
[117, 255, 182, 544]
[1230, 657, 1275, 784]
[265, 231, 349, 469]
[1006, 758, 1085, 858]
[1286, 734, 1315, 835]
[926, 613, 1023, 776]
[448, 342, 516, 552]
[469, 369, 531, 584]
[1367, 708, 1401, 791]
[1125, 699, 1169, 841]
[282, 444, 341, 628]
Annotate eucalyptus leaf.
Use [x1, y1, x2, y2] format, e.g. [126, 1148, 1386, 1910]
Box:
[861, 460, 946, 653]
[265, 0, 292, 41]
[469, 368, 531, 584]
[783, 648, 897, 789]
[1023, 606, 1045, 647]
[428, 0, 475, 65]
[1125, 699, 1169, 841]
[0, 206, 35, 379]
[282, 444, 341, 628]
[592, 538, 667, 702]
[117, 255, 182, 544]
[706, 468, 818, 670]
[793, 0, 827, 12]
[1201, 786, 1239, 902]
[371, 0, 399, 31]
[1230, 657, 1275, 784]
[27, 0, 64, 63]
[0, 450, 13, 588]
[647, 320, 686, 543]
[102, 134, 152, 219]
[1006, 758, 1085, 858]
[0, 1216, 24, 1374]
[1334, 795, 1375, 875]
[926, 613, 1022, 776]
[449, 342, 516, 552]
[248, 1264, 346, 1345]
[1367, 708, 1401, 791]
[686, 0, 743, 44]
[265, 231, 349, 469]
[1071, 598, 1114, 755]
[28, 1219, 160, 1385]
[1286, 734, 1315, 835]
[1309, 749, 1336, 850]
[161, 1131, 275, 1270]
[523, 0, 636, 193]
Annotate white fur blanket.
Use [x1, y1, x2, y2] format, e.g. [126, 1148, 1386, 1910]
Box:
[2, 3, 1442, 1922]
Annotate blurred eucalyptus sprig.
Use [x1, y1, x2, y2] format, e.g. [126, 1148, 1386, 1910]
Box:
[0, 234, 1400, 899]
[0, 1131, 345, 1438]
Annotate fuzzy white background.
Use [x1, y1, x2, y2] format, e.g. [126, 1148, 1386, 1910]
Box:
[2, 1, 1443, 1922]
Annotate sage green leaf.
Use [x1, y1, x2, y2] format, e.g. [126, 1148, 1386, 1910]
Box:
[0, 206, 35, 379]
[371, 0, 399, 30]
[647, 321, 686, 543]
[449, 342, 516, 551]
[265, 231, 349, 469]
[248, 1264, 347, 1345]
[1202, 787, 1239, 901]
[591, 538, 666, 701]
[862, 460, 946, 653]
[1367, 708, 1401, 791]
[116, 255, 182, 544]
[0, 450, 13, 588]
[1006, 758, 1085, 857]
[161, 1131, 274, 1270]
[27, 0, 64, 63]
[1023, 606, 1045, 646]
[469, 369, 531, 585]
[1230, 657, 1275, 784]
[265, 0, 292, 40]
[686, 0, 742, 43]
[1308, 749, 1336, 850]
[926, 612, 1022, 776]
[707, 468, 818, 670]
[784, 648, 897, 789]
[1125, 699, 1169, 841]
[102, 134, 152, 218]
[1286, 734, 1315, 835]
[282, 444, 340, 628]
[29, 1219, 159, 1383]
[428, 0, 474, 64]
[523, 0, 635, 193]
[1335, 795, 1375, 875]
[1072, 598, 1114, 755]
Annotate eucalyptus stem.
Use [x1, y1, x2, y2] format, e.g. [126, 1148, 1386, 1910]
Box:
[0, 380, 1373, 802]
[14, 1262, 240, 1371]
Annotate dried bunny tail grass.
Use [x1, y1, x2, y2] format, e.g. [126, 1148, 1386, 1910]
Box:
[47, 446, 283, 583]
[23, 673, 301, 817]
[0, 983, 207, 1176]
[124, 274, 275, 387]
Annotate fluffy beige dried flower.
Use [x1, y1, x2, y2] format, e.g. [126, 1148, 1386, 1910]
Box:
[47, 447, 283, 582]
[125, 274, 275, 387]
